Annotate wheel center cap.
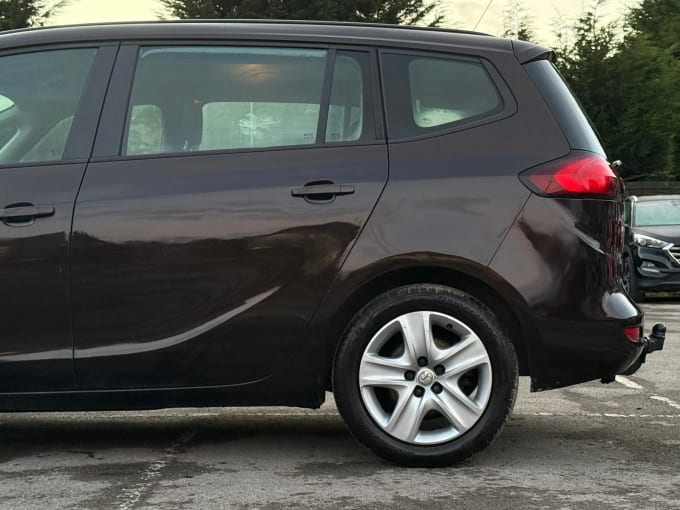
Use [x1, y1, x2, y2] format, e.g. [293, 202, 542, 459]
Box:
[416, 368, 435, 386]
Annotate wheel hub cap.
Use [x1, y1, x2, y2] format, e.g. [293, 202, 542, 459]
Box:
[416, 368, 435, 386]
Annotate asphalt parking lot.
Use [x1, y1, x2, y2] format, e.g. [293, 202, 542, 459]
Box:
[1, 301, 678, 510]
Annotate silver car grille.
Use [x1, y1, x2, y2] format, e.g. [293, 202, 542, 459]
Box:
[669, 245, 680, 265]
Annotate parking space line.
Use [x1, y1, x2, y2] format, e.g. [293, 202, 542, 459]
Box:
[650, 395, 680, 411]
[516, 412, 680, 418]
[615, 375, 644, 389]
[116, 430, 196, 510]
[615, 375, 680, 412]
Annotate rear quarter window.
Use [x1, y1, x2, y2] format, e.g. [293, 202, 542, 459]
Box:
[381, 52, 510, 140]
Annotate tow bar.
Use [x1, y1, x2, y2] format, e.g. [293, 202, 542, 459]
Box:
[645, 323, 666, 353]
[605, 323, 666, 380]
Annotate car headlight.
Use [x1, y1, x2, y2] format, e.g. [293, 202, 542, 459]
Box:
[633, 233, 672, 249]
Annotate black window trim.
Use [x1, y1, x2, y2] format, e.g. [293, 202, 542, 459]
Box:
[378, 48, 517, 144]
[0, 42, 119, 171]
[92, 40, 385, 162]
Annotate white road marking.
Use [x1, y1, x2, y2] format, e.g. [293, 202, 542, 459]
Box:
[615, 375, 644, 390]
[650, 395, 680, 411]
[515, 412, 680, 419]
[116, 431, 196, 510]
[615, 375, 680, 412]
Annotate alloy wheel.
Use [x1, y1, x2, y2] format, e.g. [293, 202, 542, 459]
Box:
[358, 311, 492, 445]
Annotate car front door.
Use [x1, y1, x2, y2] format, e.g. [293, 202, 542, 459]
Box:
[0, 45, 115, 392]
[71, 44, 387, 389]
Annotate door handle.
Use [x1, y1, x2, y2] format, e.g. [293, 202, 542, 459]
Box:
[0, 204, 55, 225]
[291, 184, 355, 198]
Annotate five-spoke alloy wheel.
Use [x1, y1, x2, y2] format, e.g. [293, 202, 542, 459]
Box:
[359, 311, 492, 445]
[333, 284, 518, 466]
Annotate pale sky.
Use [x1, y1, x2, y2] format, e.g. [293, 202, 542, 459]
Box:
[47, 0, 641, 46]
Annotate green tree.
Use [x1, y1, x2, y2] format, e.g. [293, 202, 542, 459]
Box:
[502, 0, 535, 42]
[555, 0, 680, 181]
[0, 0, 65, 30]
[161, 0, 443, 26]
[554, 4, 620, 159]
[604, 0, 680, 180]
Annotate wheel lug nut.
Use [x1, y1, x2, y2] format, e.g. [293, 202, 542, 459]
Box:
[404, 370, 415, 381]
[417, 357, 428, 367]
[434, 365, 445, 375]
[432, 382, 443, 394]
[413, 386, 425, 397]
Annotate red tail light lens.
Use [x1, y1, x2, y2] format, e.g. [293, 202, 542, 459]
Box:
[521, 152, 620, 198]
[624, 326, 642, 343]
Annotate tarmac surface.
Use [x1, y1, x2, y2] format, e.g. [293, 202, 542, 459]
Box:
[1, 300, 678, 509]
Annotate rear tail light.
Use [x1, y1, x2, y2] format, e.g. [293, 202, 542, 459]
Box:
[624, 326, 642, 343]
[520, 152, 621, 199]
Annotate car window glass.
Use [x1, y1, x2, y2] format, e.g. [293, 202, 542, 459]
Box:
[634, 200, 680, 227]
[20, 116, 74, 163]
[325, 55, 365, 143]
[382, 53, 503, 139]
[0, 95, 14, 114]
[124, 47, 328, 155]
[127, 105, 164, 155]
[0, 48, 96, 165]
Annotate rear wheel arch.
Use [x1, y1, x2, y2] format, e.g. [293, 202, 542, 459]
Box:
[318, 262, 536, 389]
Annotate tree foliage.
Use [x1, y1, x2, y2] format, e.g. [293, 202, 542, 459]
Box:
[161, 0, 443, 26]
[502, 0, 534, 42]
[0, 0, 65, 30]
[557, 0, 680, 181]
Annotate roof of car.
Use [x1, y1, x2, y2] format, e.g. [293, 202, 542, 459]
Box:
[0, 20, 514, 53]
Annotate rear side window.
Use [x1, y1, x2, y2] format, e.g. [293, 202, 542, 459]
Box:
[325, 53, 368, 143]
[524, 60, 606, 157]
[124, 47, 327, 155]
[381, 53, 505, 140]
[0, 48, 96, 165]
[123, 47, 374, 156]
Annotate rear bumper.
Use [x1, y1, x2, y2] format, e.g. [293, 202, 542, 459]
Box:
[490, 195, 649, 391]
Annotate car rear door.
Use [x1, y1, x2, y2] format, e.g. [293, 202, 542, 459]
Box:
[0, 44, 116, 392]
[71, 43, 387, 390]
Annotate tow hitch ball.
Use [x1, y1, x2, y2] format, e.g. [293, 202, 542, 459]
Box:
[646, 323, 666, 353]
[603, 323, 666, 382]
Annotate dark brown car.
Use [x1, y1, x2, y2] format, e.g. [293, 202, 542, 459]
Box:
[0, 21, 665, 466]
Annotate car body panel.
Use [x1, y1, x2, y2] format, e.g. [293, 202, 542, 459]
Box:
[0, 163, 85, 392]
[492, 196, 644, 389]
[0, 44, 116, 392]
[71, 146, 388, 389]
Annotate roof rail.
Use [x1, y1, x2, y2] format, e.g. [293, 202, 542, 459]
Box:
[3, 19, 491, 38]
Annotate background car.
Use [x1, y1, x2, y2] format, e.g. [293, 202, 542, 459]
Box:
[623, 195, 680, 300]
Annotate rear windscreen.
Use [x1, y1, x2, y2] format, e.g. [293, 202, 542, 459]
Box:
[525, 59, 606, 157]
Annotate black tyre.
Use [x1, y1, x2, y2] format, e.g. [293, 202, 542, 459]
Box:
[333, 284, 518, 466]
[623, 256, 645, 302]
